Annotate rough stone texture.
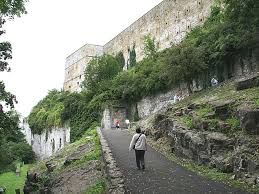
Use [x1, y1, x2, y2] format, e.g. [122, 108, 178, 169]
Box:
[97, 127, 126, 194]
[49, 160, 102, 194]
[22, 122, 70, 160]
[209, 100, 235, 120]
[238, 108, 259, 135]
[64, 144, 91, 166]
[64, 44, 103, 92]
[235, 74, 259, 91]
[152, 118, 259, 184]
[137, 86, 188, 119]
[104, 0, 213, 68]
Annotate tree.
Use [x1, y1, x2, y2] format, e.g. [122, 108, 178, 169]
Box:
[143, 35, 157, 59]
[129, 45, 136, 68]
[166, 43, 207, 93]
[83, 54, 122, 93]
[115, 51, 125, 69]
[0, 0, 32, 172]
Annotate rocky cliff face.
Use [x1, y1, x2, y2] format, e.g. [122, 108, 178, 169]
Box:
[136, 76, 259, 186]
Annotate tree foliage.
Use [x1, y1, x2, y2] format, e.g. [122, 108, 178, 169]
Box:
[129, 45, 136, 68]
[28, 90, 68, 134]
[0, 111, 34, 172]
[83, 54, 122, 93]
[143, 35, 157, 59]
[0, 0, 33, 173]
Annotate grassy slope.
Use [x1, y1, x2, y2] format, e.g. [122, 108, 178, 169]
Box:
[0, 165, 29, 194]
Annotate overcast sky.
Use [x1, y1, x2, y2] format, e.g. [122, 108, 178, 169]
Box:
[1, 0, 163, 117]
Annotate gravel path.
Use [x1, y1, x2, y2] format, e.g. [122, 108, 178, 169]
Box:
[101, 128, 250, 194]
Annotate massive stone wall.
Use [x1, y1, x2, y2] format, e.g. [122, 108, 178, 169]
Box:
[64, 0, 213, 92]
[103, 0, 213, 69]
[64, 44, 103, 92]
[22, 123, 70, 160]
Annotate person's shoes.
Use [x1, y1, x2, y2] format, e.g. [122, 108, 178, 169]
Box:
[142, 165, 145, 170]
[137, 166, 141, 170]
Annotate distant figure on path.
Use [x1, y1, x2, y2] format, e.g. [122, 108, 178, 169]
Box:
[211, 77, 219, 87]
[129, 127, 147, 170]
[125, 119, 130, 129]
[173, 94, 179, 103]
[115, 119, 120, 129]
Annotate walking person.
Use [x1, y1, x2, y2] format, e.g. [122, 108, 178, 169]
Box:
[115, 119, 120, 129]
[129, 127, 147, 170]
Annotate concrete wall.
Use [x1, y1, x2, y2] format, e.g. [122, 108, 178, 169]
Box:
[22, 123, 70, 160]
[103, 0, 213, 69]
[64, 44, 103, 92]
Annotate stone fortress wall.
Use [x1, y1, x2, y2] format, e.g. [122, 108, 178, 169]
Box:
[64, 0, 213, 92]
[22, 122, 70, 160]
[64, 44, 103, 92]
[104, 0, 213, 67]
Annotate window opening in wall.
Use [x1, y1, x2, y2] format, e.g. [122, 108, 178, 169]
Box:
[77, 82, 80, 85]
[59, 138, 62, 148]
[69, 86, 71, 89]
[79, 75, 82, 79]
[157, 42, 160, 49]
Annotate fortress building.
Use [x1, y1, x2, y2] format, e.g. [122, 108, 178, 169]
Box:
[64, 0, 213, 92]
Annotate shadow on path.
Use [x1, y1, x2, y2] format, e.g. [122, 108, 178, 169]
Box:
[101, 128, 250, 194]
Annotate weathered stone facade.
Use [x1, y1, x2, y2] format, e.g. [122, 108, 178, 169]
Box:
[104, 0, 213, 67]
[64, 0, 213, 92]
[64, 44, 103, 92]
[22, 122, 70, 160]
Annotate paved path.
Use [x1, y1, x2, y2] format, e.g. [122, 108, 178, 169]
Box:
[101, 128, 250, 194]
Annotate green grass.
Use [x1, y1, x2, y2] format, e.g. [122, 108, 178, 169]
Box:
[83, 180, 106, 194]
[195, 106, 213, 118]
[0, 165, 29, 194]
[226, 118, 240, 130]
[180, 116, 193, 129]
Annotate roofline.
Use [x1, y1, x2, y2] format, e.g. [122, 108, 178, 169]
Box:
[104, 0, 165, 47]
[66, 43, 104, 59]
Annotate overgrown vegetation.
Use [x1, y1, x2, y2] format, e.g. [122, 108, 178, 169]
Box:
[28, 0, 259, 142]
[0, 0, 34, 174]
[0, 111, 35, 173]
[83, 180, 106, 194]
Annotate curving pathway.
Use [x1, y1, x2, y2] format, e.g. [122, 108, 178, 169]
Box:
[101, 128, 250, 194]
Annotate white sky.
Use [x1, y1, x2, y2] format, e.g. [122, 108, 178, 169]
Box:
[0, 0, 163, 117]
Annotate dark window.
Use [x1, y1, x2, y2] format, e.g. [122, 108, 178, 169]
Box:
[59, 138, 62, 148]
